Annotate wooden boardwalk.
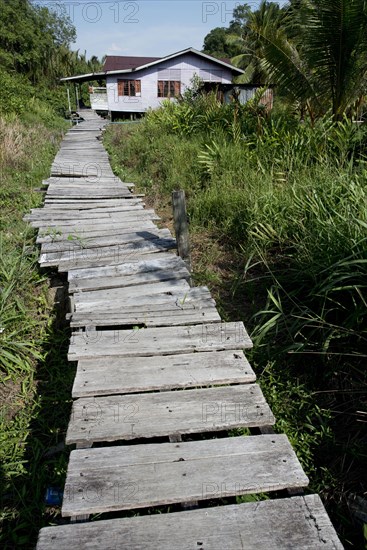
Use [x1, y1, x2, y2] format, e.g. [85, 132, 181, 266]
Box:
[28, 111, 343, 549]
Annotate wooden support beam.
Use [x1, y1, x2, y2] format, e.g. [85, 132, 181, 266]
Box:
[172, 190, 191, 281]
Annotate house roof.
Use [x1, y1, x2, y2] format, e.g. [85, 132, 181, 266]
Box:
[60, 71, 106, 83]
[103, 48, 244, 76]
[103, 56, 161, 72]
[61, 47, 244, 82]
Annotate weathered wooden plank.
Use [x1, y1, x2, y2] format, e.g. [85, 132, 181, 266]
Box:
[39, 229, 171, 253]
[50, 247, 177, 272]
[45, 195, 133, 201]
[35, 200, 143, 212]
[68, 268, 190, 292]
[59, 251, 178, 273]
[42, 191, 132, 199]
[46, 178, 123, 184]
[37, 495, 343, 550]
[71, 286, 212, 318]
[67, 257, 189, 291]
[37, 221, 157, 240]
[43, 176, 124, 184]
[52, 156, 110, 162]
[40, 229, 172, 254]
[26, 205, 144, 220]
[37, 223, 157, 244]
[42, 182, 132, 190]
[70, 308, 221, 328]
[44, 181, 132, 189]
[72, 283, 202, 307]
[66, 385, 274, 445]
[43, 198, 139, 205]
[67, 255, 186, 282]
[39, 238, 177, 268]
[51, 167, 115, 174]
[44, 183, 130, 189]
[70, 288, 219, 326]
[43, 190, 132, 197]
[30, 212, 145, 226]
[68, 322, 252, 360]
[50, 170, 117, 179]
[59, 144, 107, 149]
[61, 435, 308, 516]
[51, 165, 116, 176]
[71, 294, 221, 327]
[72, 350, 255, 398]
[31, 209, 160, 228]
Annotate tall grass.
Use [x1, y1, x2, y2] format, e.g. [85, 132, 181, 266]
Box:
[0, 109, 73, 547]
[105, 95, 367, 547]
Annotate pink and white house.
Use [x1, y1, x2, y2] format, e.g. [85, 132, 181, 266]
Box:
[61, 47, 245, 119]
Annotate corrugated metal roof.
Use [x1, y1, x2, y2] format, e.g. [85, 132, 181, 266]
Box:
[103, 56, 161, 71]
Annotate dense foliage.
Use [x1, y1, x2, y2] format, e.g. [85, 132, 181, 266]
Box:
[0, 2, 100, 546]
[203, 0, 367, 119]
[0, 0, 104, 116]
[105, 91, 367, 547]
[1, 0, 366, 546]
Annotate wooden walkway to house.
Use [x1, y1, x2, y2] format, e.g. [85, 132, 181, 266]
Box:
[28, 111, 343, 549]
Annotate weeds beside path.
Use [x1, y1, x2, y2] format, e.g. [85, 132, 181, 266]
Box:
[0, 110, 75, 548]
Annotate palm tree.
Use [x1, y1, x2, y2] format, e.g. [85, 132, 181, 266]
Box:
[227, 2, 286, 84]
[251, 0, 367, 119]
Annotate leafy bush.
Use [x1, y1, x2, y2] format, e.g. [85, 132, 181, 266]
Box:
[0, 68, 34, 115]
[105, 99, 367, 547]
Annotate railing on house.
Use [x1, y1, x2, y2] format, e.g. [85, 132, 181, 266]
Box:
[88, 86, 108, 111]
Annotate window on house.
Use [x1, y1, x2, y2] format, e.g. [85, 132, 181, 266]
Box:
[157, 80, 181, 98]
[118, 80, 141, 97]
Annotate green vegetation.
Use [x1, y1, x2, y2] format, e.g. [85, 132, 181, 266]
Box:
[104, 88, 367, 547]
[0, 1, 101, 546]
[206, 0, 367, 120]
[1, 0, 366, 547]
[0, 107, 74, 548]
[0, 0, 104, 117]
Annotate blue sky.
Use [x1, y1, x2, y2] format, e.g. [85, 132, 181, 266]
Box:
[41, 1, 287, 59]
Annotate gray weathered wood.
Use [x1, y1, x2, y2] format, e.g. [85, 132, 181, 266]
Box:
[36, 222, 157, 244]
[42, 199, 142, 209]
[37, 495, 343, 549]
[72, 350, 255, 397]
[68, 267, 190, 292]
[172, 190, 191, 274]
[66, 385, 275, 445]
[72, 283, 204, 307]
[39, 229, 172, 253]
[59, 250, 180, 273]
[39, 238, 177, 268]
[70, 287, 220, 327]
[68, 274, 189, 293]
[67, 255, 186, 281]
[61, 435, 308, 516]
[70, 309, 221, 329]
[74, 280, 193, 311]
[26, 205, 144, 221]
[68, 322, 252, 360]
[37, 221, 158, 240]
[32, 209, 160, 228]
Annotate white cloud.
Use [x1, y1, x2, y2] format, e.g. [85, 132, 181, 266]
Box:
[107, 43, 124, 53]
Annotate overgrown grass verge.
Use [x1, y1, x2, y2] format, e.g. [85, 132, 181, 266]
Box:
[0, 109, 74, 548]
[104, 105, 367, 548]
